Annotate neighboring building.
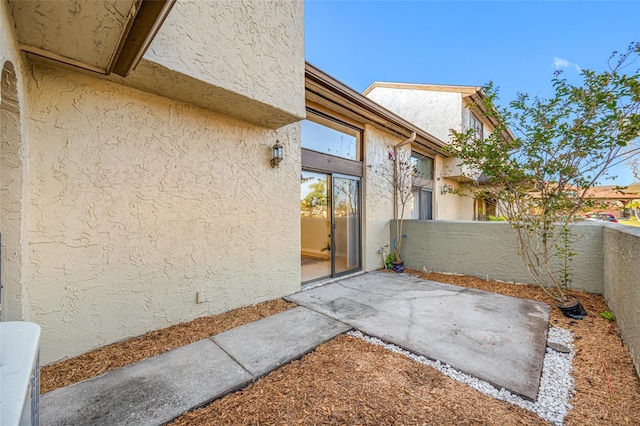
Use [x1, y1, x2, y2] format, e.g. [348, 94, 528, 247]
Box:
[364, 82, 514, 221]
[1, 0, 456, 364]
[583, 185, 640, 218]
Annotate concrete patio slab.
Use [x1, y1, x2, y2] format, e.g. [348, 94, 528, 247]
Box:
[41, 339, 252, 426]
[287, 271, 550, 400]
[213, 306, 351, 377]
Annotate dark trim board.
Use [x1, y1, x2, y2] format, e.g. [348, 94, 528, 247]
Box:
[301, 149, 363, 177]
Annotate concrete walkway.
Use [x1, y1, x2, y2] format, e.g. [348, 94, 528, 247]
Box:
[40, 307, 350, 426]
[41, 271, 550, 425]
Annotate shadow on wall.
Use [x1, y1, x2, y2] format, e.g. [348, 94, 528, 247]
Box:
[1, 60, 25, 321]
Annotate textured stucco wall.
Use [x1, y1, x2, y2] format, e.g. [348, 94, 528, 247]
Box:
[392, 220, 605, 293]
[365, 88, 462, 143]
[133, 0, 305, 128]
[25, 62, 301, 364]
[603, 224, 640, 376]
[0, 0, 29, 321]
[9, 0, 134, 71]
[363, 125, 398, 271]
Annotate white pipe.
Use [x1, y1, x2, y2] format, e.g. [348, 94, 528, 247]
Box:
[396, 131, 417, 149]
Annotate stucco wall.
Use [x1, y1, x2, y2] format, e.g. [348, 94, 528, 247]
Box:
[0, 0, 29, 321]
[363, 125, 398, 271]
[392, 220, 605, 293]
[365, 88, 462, 143]
[603, 224, 640, 376]
[133, 0, 305, 128]
[25, 62, 301, 364]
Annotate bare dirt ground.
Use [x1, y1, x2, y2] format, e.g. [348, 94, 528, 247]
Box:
[42, 271, 640, 425]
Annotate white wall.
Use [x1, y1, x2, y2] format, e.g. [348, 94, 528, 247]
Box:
[365, 88, 462, 143]
[25, 63, 302, 364]
[365, 87, 479, 221]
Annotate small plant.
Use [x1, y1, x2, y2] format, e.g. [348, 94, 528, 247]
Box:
[599, 311, 616, 322]
[385, 252, 396, 270]
[488, 215, 507, 221]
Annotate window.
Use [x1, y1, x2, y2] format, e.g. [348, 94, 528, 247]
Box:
[411, 188, 433, 220]
[301, 116, 360, 161]
[411, 153, 434, 180]
[410, 152, 434, 220]
[470, 113, 484, 140]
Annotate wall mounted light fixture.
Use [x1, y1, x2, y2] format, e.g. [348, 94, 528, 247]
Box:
[271, 140, 283, 168]
[441, 184, 452, 195]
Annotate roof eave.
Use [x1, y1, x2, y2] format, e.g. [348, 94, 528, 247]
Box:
[306, 63, 449, 156]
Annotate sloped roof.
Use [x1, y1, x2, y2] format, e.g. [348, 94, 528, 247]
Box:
[363, 82, 483, 97]
[306, 63, 450, 156]
[362, 81, 516, 143]
[584, 185, 640, 201]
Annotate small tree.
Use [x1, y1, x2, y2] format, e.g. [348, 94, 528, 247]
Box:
[369, 140, 415, 269]
[448, 43, 640, 305]
[393, 147, 414, 263]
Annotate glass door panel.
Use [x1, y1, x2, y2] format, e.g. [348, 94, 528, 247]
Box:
[333, 175, 360, 275]
[300, 171, 331, 282]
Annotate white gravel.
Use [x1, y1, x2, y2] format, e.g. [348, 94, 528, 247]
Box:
[347, 327, 575, 426]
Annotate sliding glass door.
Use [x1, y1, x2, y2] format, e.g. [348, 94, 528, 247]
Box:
[300, 171, 361, 283]
[332, 175, 360, 275]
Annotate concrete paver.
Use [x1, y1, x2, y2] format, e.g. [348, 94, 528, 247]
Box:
[287, 271, 550, 400]
[41, 307, 350, 426]
[213, 306, 351, 377]
[41, 339, 252, 426]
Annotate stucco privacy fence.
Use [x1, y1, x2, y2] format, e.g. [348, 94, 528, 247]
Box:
[391, 220, 640, 376]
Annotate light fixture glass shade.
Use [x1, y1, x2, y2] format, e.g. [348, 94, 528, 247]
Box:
[271, 140, 283, 168]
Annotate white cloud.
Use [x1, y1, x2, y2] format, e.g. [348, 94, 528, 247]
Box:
[553, 57, 581, 72]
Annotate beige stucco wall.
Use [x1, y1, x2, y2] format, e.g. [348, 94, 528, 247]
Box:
[1, 0, 29, 321]
[9, 0, 135, 71]
[25, 62, 301, 364]
[432, 156, 474, 221]
[365, 88, 462, 143]
[603, 224, 640, 376]
[122, 0, 306, 129]
[363, 125, 398, 271]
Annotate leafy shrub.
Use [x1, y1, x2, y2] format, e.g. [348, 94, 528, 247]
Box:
[599, 311, 616, 321]
[385, 252, 396, 270]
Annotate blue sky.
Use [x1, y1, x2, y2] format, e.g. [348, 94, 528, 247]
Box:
[305, 1, 640, 185]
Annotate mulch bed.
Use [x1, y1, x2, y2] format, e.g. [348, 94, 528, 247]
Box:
[40, 299, 296, 394]
[42, 271, 640, 425]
